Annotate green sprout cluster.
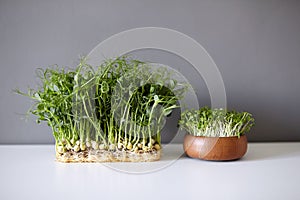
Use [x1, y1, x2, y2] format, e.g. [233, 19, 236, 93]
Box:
[179, 107, 255, 137]
[17, 57, 186, 154]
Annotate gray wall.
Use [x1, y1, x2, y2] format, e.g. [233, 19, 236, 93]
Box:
[1, 0, 300, 144]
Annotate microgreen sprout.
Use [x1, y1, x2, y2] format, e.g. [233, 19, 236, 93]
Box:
[179, 107, 255, 137]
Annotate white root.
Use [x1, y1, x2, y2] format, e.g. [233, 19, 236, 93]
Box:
[109, 144, 115, 150]
[99, 143, 105, 150]
[56, 145, 66, 154]
[91, 141, 99, 150]
[117, 143, 123, 149]
[86, 141, 91, 148]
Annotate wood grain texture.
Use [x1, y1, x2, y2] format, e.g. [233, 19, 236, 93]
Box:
[183, 134, 248, 161]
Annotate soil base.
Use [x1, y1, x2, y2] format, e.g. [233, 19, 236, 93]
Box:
[56, 148, 161, 162]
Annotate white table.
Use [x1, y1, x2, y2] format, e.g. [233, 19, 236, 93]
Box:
[1, 143, 300, 200]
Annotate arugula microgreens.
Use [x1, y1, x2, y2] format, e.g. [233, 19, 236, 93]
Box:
[179, 107, 255, 137]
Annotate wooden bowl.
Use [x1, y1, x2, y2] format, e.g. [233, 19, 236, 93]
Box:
[183, 134, 248, 161]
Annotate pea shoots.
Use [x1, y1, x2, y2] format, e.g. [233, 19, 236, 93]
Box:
[16, 57, 186, 162]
